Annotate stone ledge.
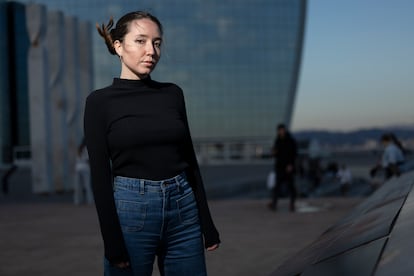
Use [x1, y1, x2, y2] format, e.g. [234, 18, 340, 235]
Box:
[270, 171, 414, 276]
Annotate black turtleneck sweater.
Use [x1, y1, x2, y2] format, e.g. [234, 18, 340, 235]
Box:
[84, 77, 220, 263]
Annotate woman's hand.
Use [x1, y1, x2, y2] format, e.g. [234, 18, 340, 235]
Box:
[207, 244, 220, 251]
[114, 261, 130, 269]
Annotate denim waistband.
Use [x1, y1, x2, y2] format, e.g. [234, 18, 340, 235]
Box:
[114, 172, 187, 192]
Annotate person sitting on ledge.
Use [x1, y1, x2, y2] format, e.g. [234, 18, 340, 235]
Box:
[381, 133, 405, 179]
[370, 133, 405, 180]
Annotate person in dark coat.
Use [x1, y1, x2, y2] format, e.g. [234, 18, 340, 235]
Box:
[269, 124, 298, 212]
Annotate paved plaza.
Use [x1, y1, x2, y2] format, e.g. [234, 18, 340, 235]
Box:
[0, 197, 361, 276]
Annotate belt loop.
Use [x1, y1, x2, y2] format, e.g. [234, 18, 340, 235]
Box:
[140, 179, 145, 195]
[175, 174, 181, 192]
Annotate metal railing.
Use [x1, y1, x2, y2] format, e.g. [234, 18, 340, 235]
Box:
[194, 139, 274, 165]
[9, 140, 276, 167]
[12, 145, 32, 167]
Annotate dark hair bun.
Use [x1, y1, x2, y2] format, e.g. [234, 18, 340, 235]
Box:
[96, 17, 117, 55]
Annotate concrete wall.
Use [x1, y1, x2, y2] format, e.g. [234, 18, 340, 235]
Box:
[26, 3, 93, 193]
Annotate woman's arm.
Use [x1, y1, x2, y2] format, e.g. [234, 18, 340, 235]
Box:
[177, 89, 221, 249]
[84, 94, 130, 263]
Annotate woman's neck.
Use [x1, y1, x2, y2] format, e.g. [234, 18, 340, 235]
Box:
[120, 71, 149, 80]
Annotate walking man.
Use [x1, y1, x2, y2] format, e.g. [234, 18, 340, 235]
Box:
[269, 124, 298, 212]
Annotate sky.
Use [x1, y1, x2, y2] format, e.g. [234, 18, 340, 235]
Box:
[291, 0, 414, 131]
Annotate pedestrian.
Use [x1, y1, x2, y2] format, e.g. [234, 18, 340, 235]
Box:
[73, 138, 93, 205]
[268, 124, 298, 212]
[336, 164, 352, 196]
[84, 11, 220, 275]
[380, 133, 405, 179]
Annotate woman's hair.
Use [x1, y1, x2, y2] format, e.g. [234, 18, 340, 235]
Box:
[96, 11, 163, 55]
[381, 133, 392, 143]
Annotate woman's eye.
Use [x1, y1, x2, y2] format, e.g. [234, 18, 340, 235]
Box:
[135, 39, 145, 44]
[154, 42, 162, 48]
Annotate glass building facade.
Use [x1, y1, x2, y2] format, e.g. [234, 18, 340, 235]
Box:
[7, 2, 30, 148]
[0, 0, 11, 164]
[0, 1, 30, 164]
[11, 0, 306, 160]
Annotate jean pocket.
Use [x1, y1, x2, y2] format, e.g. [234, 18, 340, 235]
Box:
[115, 200, 147, 232]
[177, 191, 199, 225]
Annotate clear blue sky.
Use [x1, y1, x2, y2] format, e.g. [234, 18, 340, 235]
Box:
[291, 0, 414, 131]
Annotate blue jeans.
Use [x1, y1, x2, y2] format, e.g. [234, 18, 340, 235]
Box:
[104, 172, 207, 276]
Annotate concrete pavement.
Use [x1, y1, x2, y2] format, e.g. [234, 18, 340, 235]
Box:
[0, 197, 362, 276]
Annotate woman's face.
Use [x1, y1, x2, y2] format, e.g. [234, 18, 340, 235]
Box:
[114, 18, 162, 80]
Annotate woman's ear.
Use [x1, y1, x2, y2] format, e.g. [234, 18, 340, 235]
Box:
[114, 40, 123, 57]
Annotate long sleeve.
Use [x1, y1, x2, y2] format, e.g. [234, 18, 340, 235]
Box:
[178, 91, 221, 248]
[84, 94, 129, 263]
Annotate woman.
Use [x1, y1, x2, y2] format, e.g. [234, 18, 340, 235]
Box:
[84, 11, 220, 275]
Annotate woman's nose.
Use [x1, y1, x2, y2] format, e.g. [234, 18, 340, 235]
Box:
[145, 42, 155, 55]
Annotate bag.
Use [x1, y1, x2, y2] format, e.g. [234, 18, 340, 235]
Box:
[266, 171, 276, 190]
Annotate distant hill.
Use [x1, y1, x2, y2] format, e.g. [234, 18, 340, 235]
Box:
[293, 126, 414, 146]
